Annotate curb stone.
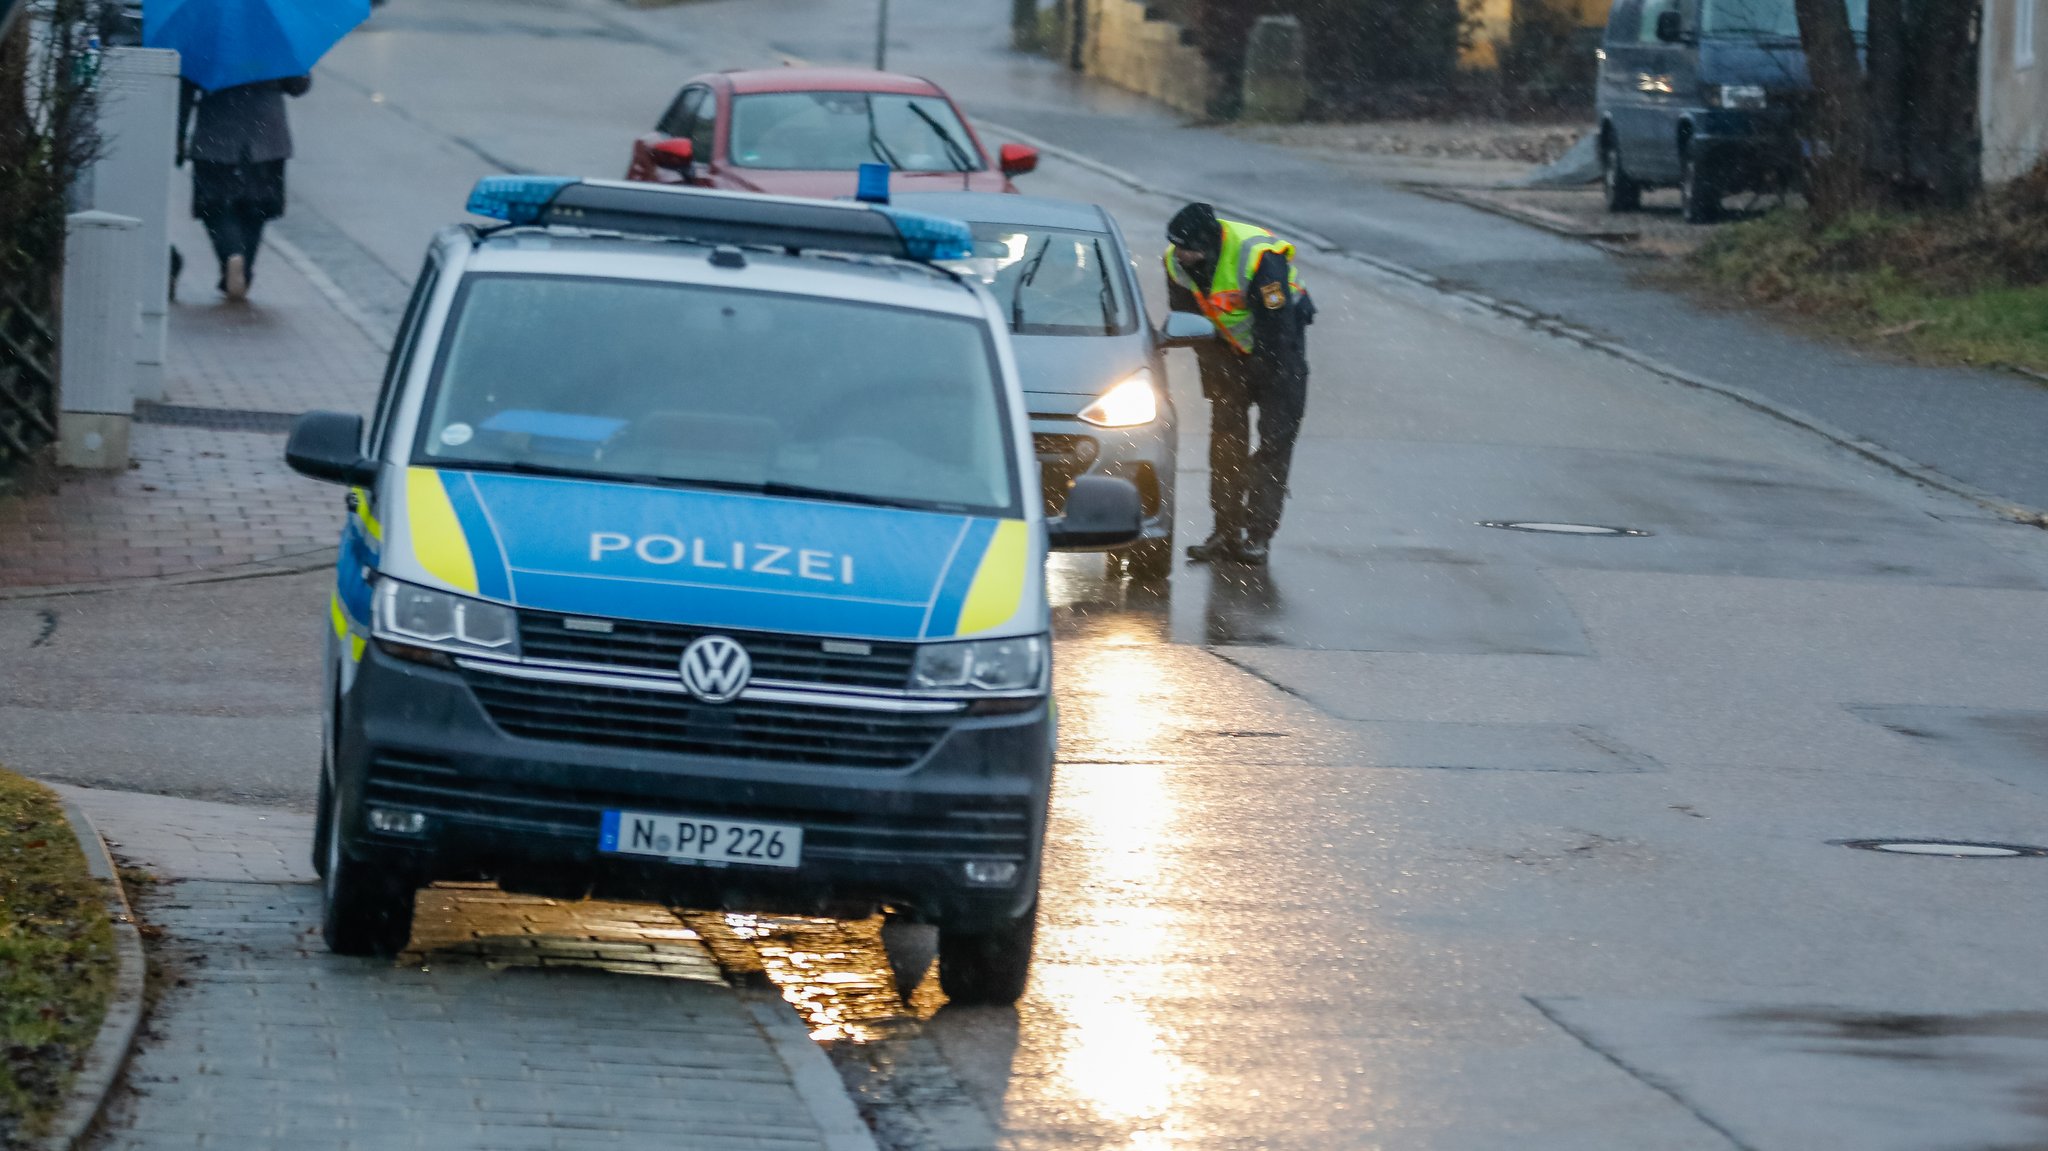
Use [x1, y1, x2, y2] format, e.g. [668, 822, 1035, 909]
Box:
[975, 120, 2048, 529]
[265, 230, 395, 354]
[738, 978, 885, 1151]
[1404, 182, 1642, 242]
[0, 548, 338, 602]
[39, 802, 146, 1151]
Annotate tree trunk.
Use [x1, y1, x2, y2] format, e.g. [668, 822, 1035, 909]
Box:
[1901, 0, 1982, 207]
[1792, 0, 1872, 220]
[1864, 0, 1906, 182]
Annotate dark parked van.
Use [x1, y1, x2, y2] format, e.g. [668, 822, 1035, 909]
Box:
[1596, 0, 1859, 222]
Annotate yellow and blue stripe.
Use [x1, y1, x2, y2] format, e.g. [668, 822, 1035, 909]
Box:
[925, 519, 1028, 638]
[406, 468, 512, 600]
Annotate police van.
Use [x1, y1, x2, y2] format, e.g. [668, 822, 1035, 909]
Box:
[284, 176, 1142, 1003]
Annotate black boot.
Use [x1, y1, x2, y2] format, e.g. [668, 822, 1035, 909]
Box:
[1185, 532, 1241, 564]
[1234, 538, 1270, 565]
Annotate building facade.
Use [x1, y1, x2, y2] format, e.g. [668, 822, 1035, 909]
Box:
[1982, 0, 2047, 182]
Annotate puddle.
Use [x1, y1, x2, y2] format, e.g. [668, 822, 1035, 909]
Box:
[405, 883, 723, 983]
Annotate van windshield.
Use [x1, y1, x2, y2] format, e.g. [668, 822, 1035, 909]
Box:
[1702, 0, 1866, 38]
[416, 274, 1018, 516]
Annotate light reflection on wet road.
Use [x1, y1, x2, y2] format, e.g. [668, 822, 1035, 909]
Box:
[674, 551, 1356, 1147]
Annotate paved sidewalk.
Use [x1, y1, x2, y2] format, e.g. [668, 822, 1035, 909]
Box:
[0, 202, 382, 592]
[62, 785, 870, 1151]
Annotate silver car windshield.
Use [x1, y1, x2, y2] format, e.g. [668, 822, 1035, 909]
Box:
[415, 274, 1018, 516]
[940, 225, 1136, 337]
[728, 91, 985, 172]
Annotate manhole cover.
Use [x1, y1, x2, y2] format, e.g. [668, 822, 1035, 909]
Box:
[1836, 839, 2048, 858]
[1480, 522, 1652, 537]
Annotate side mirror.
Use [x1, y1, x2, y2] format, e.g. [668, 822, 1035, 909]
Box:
[1048, 475, 1143, 552]
[1158, 311, 1218, 349]
[285, 411, 377, 487]
[650, 137, 695, 173]
[998, 142, 1039, 176]
[1654, 10, 1684, 41]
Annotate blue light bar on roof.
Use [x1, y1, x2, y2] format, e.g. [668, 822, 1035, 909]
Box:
[464, 175, 975, 264]
[875, 207, 973, 262]
[856, 163, 891, 205]
[467, 176, 578, 225]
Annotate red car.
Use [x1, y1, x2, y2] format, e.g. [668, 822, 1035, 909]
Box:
[626, 68, 1037, 198]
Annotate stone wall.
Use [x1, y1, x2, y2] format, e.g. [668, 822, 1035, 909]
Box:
[1076, 0, 1219, 118]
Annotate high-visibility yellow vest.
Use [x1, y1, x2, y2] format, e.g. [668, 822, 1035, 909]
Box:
[1164, 219, 1307, 355]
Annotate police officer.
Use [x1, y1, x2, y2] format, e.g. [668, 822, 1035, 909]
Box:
[1164, 203, 1313, 565]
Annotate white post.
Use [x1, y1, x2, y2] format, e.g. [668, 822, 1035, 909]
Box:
[58, 211, 142, 471]
[89, 47, 180, 403]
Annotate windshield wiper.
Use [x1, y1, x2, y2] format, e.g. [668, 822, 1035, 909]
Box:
[907, 102, 976, 174]
[759, 481, 947, 511]
[439, 459, 951, 511]
[1706, 25, 1807, 40]
[866, 98, 903, 169]
[1011, 235, 1052, 330]
[442, 458, 595, 482]
[1091, 237, 1118, 335]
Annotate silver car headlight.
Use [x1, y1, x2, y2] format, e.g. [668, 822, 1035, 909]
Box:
[912, 635, 1046, 693]
[374, 578, 519, 659]
[1078, 369, 1159, 428]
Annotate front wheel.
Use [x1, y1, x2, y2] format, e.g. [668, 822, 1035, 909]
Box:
[1681, 150, 1721, 224]
[1602, 138, 1642, 212]
[1107, 536, 1175, 584]
[312, 767, 334, 878]
[320, 792, 418, 958]
[938, 902, 1038, 1006]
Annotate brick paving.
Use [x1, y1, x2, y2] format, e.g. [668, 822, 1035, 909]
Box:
[0, 207, 384, 592]
[60, 785, 862, 1151]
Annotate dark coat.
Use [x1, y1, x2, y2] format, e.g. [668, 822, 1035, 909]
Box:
[178, 76, 311, 165]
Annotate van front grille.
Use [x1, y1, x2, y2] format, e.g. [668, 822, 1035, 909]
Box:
[517, 610, 913, 690]
[465, 668, 949, 768]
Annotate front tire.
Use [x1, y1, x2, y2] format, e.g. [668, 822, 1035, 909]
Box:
[1109, 536, 1175, 584]
[1681, 149, 1721, 224]
[320, 790, 418, 958]
[1603, 136, 1642, 212]
[938, 902, 1037, 1006]
[312, 768, 334, 878]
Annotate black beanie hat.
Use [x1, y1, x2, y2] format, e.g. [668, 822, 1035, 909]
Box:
[1167, 202, 1220, 252]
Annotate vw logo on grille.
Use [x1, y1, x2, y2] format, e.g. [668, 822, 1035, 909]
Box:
[679, 635, 751, 704]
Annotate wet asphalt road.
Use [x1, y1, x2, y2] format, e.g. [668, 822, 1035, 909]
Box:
[19, 0, 2048, 1145]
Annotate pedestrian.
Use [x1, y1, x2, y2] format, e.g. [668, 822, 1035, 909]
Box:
[1164, 202, 1314, 566]
[177, 74, 311, 302]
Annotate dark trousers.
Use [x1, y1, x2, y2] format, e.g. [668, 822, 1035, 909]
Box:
[200, 205, 267, 283]
[190, 159, 285, 288]
[1203, 353, 1307, 544]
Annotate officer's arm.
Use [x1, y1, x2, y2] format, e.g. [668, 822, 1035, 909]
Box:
[1247, 253, 1297, 353]
[1166, 278, 1200, 316]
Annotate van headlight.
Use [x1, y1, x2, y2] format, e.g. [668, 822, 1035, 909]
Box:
[374, 579, 519, 660]
[1078, 369, 1159, 428]
[912, 635, 1045, 693]
[1708, 84, 1767, 110]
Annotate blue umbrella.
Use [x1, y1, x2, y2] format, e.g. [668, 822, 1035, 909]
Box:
[145, 0, 370, 92]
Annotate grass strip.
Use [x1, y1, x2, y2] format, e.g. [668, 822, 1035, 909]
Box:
[1682, 170, 2048, 376]
[0, 770, 114, 1150]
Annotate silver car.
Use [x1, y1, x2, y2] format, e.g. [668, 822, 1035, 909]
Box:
[903, 193, 1179, 582]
